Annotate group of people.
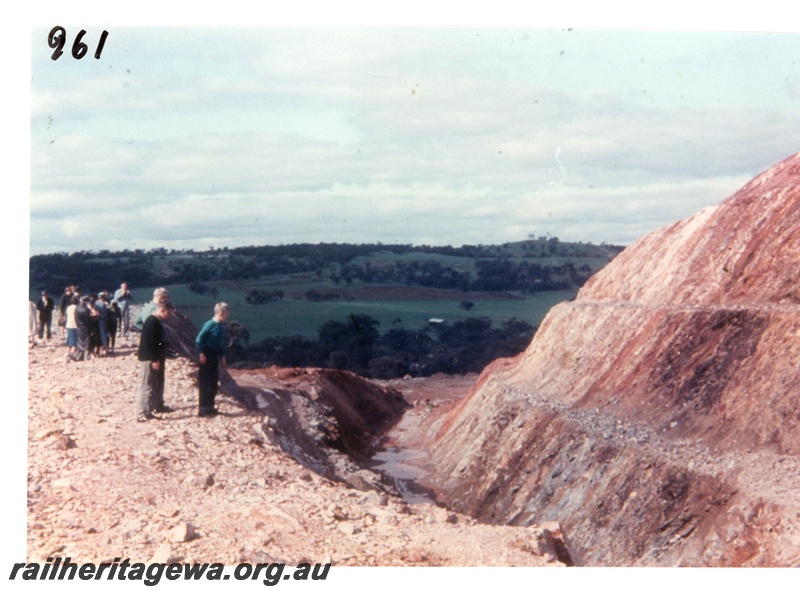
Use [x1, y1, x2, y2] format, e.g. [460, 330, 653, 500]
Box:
[32, 281, 230, 423]
[54, 285, 125, 361]
[31, 283, 136, 357]
[33, 282, 158, 361]
[115, 286, 230, 423]
[136, 290, 229, 422]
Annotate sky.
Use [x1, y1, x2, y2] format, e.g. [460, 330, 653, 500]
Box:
[24, 5, 800, 256]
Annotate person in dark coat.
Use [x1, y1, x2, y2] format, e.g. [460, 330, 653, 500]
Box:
[36, 291, 55, 341]
[87, 294, 102, 356]
[69, 296, 93, 362]
[136, 301, 174, 422]
[104, 293, 120, 353]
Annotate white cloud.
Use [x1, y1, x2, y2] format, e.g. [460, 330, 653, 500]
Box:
[28, 27, 800, 255]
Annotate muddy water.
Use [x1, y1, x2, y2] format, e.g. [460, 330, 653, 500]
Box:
[365, 373, 479, 504]
[366, 445, 436, 504]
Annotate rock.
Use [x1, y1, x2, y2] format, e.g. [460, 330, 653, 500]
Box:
[358, 490, 388, 507]
[148, 544, 173, 564]
[122, 518, 146, 540]
[51, 477, 73, 489]
[53, 436, 77, 450]
[35, 427, 61, 440]
[169, 522, 196, 543]
[430, 509, 451, 523]
[182, 473, 214, 489]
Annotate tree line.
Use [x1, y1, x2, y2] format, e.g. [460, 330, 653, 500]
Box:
[29, 240, 623, 294]
[225, 314, 536, 379]
[334, 258, 592, 293]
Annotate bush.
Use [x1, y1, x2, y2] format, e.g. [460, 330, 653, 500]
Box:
[368, 356, 408, 379]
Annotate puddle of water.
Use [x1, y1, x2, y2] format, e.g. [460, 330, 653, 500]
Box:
[254, 387, 435, 504]
[368, 446, 436, 505]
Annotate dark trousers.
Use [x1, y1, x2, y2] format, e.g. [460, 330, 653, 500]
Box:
[38, 315, 52, 339]
[198, 351, 220, 413]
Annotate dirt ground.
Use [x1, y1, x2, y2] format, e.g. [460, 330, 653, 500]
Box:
[24, 340, 568, 568]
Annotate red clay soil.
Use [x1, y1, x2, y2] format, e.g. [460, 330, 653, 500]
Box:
[423, 152, 800, 566]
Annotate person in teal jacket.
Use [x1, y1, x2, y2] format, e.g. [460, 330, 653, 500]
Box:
[195, 302, 229, 417]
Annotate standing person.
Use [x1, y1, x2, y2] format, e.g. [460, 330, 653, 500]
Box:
[104, 293, 120, 354]
[57, 286, 73, 340]
[65, 294, 79, 360]
[195, 302, 229, 417]
[136, 301, 174, 422]
[113, 282, 134, 339]
[133, 288, 171, 331]
[69, 296, 92, 362]
[86, 294, 102, 357]
[35, 291, 55, 342]
[94, 292, 109, 356]
[28, 301, 38, 348]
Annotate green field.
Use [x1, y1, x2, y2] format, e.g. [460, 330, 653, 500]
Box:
[161, 281, 575, 343]
[30, 239, 621, 351]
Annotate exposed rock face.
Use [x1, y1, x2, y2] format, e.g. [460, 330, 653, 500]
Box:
[130, 307, 411, 490]
[233, 366, 410, 492]
[27, 311, 576, 566]
[426, 153, 800, 566]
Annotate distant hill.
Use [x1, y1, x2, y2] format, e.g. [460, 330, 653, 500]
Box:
[29, 239, 624, 379]
[29, 238, 623, 295]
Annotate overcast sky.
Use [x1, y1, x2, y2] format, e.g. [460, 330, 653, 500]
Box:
[27, 13, 800, 256]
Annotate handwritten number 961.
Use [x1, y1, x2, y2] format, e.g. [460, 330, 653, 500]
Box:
[48, 27, 108, 61]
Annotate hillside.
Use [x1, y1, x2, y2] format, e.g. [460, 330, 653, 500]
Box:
[25, 320, 576, 567]
[423, 152, 800, 566]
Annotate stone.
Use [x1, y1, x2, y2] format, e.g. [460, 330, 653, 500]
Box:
[35, 427, 61, 440]
[169, 521, 196, 543]
[52, 477, 73, 489]
[148, 543, 173, 564]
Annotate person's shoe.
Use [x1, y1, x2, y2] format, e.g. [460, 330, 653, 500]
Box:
[137, 412, 155, 422]
[153, 405, 175, 413]
[198, 408, 219, 418]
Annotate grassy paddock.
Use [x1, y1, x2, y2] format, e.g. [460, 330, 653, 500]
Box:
[164, 283, 575, 342]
